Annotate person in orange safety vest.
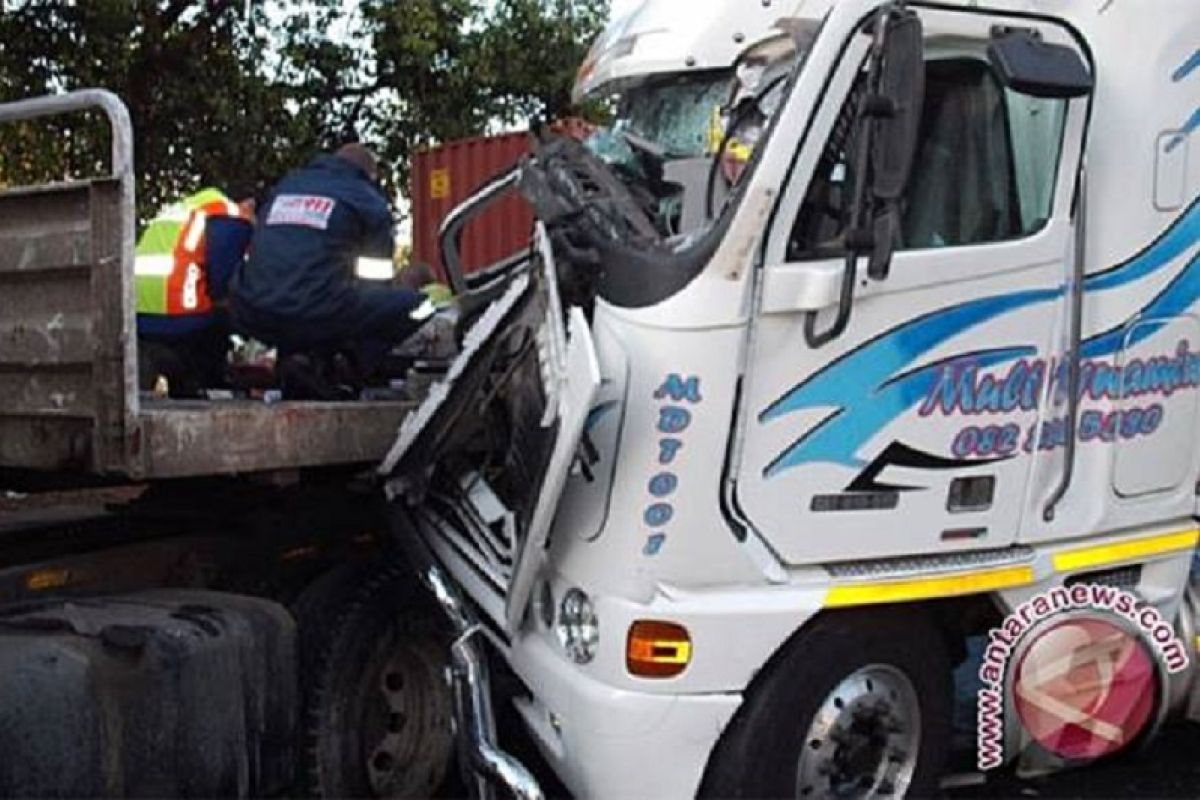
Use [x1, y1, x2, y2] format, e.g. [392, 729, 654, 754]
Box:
[134, 188, 255, 396]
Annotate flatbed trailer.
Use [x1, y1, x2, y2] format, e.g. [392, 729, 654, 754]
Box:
[0, 91, 460, 799]
[0, 90, 413, 483]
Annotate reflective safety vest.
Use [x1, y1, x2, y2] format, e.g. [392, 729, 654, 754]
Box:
[135, 188, 247, 317]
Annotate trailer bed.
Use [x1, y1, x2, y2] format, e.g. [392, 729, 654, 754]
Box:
[0, 91, 413, 482]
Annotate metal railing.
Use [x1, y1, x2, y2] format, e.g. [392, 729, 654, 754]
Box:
[0, 90, 139, 473]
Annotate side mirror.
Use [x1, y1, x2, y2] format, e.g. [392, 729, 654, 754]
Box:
[805, 5, 923, 347]
[988, 30, 1093, 99]
[869, 11, 925, 202]
[858, 8, 924, 282]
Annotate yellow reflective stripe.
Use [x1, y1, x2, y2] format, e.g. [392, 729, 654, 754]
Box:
[823, 528, 1200, 609]
[825, 565, 1036, 608]
[1052, 528, 1199, 573]
[134, 254, 175, 276]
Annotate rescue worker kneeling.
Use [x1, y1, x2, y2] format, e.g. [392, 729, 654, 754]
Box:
[135, 189, 254, 398]
[231, 143, 433, 400]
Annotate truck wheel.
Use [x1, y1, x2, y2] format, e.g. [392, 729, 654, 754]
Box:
[701, 608, 952, 799]
[305, 562, 454, 798]
[291, 563, 367, 695]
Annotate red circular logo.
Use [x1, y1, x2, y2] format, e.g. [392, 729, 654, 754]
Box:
[1012, 617, 1158, 762]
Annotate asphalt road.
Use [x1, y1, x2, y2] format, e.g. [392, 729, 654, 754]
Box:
[494, 714, 1200, 799]
[949, 722, 1200, 798]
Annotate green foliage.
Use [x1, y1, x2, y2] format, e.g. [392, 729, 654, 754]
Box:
[0, 1, 322, 219]
[0, 0, 610, 219]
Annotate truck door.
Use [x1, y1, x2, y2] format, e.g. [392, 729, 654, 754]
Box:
[732, 6, 1090, 565]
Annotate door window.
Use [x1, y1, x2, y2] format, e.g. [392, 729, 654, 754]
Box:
[788, 55, 1067, 260]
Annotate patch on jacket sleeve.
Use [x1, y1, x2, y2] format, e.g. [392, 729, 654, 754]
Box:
[266, 194, 337, 229]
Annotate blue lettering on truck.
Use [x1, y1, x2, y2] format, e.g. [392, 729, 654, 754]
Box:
[643, 374, 702, 557]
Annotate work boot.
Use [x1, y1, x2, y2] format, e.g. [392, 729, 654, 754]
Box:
[278, 354, 355, 401]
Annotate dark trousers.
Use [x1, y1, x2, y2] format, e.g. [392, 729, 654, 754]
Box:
[232, 285, 427, 378]
[137, 315, 232, 397]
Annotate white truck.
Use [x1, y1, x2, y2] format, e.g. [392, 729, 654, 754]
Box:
[381, 0, 1200, 797]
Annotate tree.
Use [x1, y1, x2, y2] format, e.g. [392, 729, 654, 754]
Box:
[474, 0, 610, 125]
[286, 0, 609, 194]
[0, 1, 322, 220]
[0, 0, 609, 218]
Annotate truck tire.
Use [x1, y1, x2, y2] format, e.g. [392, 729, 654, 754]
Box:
[701, 608, 952, 799]
[305, 562, 454, 799]
[291, 562, 367, 693]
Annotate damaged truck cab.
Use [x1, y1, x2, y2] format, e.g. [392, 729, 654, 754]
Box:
[385, 1, 1200, 797]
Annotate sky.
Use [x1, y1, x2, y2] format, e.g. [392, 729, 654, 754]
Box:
[610, 0, 639, 17]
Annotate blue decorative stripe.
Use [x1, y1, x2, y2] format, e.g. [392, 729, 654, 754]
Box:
[1174, 50, 1200, 83]
[1168, 51, 1200, 152]
[585, 400, 618, 433]
[762, 201, 1200, 475]
[764, 345, 1034, 476]
[1166, 109, 1200, 154]
[1084, 200, 1200, 291]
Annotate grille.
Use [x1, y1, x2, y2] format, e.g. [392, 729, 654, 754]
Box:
[1064, 564, 1143, 594]
[826, 546, 1036, 582]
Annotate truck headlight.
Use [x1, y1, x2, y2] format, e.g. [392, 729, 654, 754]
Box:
[556, 588, 598, 664]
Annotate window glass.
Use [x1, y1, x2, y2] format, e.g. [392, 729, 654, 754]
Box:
[789, 55, 1068, 259]
[1006, 91, 1067, 231]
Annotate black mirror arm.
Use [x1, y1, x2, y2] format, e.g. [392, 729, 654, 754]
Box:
[804, 250, 859, 348]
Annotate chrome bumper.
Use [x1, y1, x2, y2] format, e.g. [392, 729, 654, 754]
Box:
[393, 511, 544, 800]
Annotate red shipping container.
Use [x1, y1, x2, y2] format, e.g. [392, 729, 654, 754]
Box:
[409, 120, 596, 281]
[410, 132, 535, 281]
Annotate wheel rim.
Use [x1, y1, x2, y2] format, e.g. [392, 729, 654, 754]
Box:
[795, 664, 922, 799]
[361, 630, 450, 797]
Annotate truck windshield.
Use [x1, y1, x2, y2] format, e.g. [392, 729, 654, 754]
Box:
[555, 23, 818, 308]
[615, 72, 733, 160]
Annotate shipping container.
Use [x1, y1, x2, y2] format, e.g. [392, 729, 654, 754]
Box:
[409, 121, 594, 280]
[410, 132, 534, 281]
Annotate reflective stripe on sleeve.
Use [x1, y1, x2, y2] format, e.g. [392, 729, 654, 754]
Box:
[355, 257, 395, 280]
[409, 299, 437, 322]
[182, 212, 207, 253]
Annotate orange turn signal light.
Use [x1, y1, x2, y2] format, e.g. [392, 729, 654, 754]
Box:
[25, 568, 71, 591]
[627, 620, 692, 678]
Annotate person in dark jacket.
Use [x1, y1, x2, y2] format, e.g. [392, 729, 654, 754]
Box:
[231, 143, 434, 397]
